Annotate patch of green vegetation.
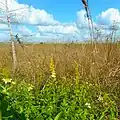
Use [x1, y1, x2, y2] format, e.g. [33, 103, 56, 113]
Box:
[0, 60, 118, 120]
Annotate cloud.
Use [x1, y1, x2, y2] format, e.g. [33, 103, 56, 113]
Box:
[27, 7, 59, 25]
[0, 0, 59, 25]
[96, 8, 120, 39]
[0, 0, 88, 41]
[14, 6, 60, 25]
[36, 9, 91, 41]
[37, 24, 78, 35]
[0, 0, 119, 42]
[97, 8, 120, 25]
[76, 10, 88, 27]
[17, 26, 32, 35]
[37, 23, 90, 41]
[0, 0, 61, 41]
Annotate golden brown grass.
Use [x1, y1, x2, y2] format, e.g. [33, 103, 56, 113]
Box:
[0, 42, 120, 93]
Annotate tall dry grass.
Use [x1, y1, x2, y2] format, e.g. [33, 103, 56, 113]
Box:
[0, 42, 120, 106]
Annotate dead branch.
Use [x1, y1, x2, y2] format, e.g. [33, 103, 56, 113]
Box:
[5, 0, 17, 75]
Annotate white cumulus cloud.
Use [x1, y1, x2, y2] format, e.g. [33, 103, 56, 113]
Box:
[0, 0, 119, 42]
[0, 0, 59, 25]
[97, 8, 120, 25]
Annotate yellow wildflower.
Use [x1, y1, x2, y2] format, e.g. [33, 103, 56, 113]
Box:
[2, 78, 12, 84]
[28, 84, 34, 91]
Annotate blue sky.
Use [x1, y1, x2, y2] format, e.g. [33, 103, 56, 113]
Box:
[0, 0, 120, 42]
[19, 0, 120, 22]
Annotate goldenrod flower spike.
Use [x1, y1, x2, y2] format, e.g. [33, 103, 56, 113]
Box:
[50, 57, 56, 79]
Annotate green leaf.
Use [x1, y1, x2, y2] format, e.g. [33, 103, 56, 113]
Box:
[54, 112, 62, 120]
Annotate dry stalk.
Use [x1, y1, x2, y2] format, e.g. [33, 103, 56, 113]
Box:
[5, 0, 17, 76]
[81, 0, 94, 42]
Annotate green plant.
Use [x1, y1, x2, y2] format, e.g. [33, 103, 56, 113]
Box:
[0, 75, 16, 119]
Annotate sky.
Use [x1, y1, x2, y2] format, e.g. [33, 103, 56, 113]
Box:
[18, 0, 120, 22]
[0, 0, 120, 42]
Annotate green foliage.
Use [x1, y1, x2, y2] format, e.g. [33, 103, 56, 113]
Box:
[0, 67, 118, 120]
[0, 71, 16, 120]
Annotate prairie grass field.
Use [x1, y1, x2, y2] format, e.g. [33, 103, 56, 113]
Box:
[0, 42, 120, 119]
